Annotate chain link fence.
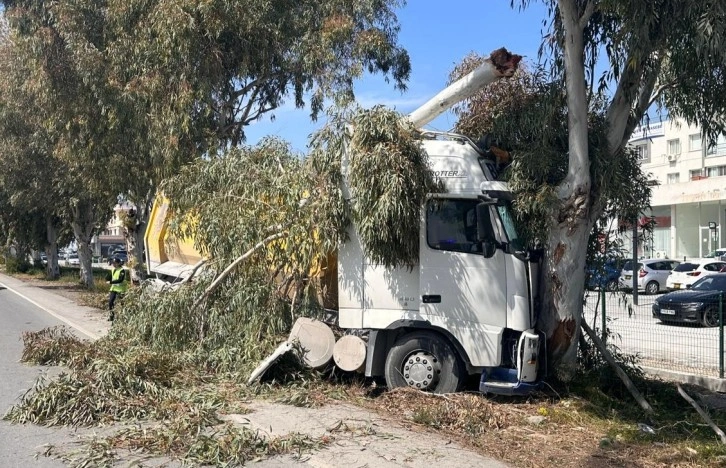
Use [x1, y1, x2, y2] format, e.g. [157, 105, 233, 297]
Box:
[583, 289, 725, 378]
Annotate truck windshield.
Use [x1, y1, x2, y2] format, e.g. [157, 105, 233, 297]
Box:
[496, 203, 525, 252]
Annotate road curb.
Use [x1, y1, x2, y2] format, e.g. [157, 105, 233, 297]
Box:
[642, 366, 726, 393]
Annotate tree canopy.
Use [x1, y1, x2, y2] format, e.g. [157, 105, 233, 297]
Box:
[0, 0, 412, 284]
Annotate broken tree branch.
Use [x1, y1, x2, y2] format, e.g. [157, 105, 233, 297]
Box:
[180, 259, 207, 284]
[581, 322, 654, 415]
[677, 384, 726, 444]
[191, 231, 288, 313]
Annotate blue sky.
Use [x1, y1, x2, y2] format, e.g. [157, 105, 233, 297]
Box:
[244, 1, 550, 152]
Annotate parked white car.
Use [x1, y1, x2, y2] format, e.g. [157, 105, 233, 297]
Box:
[619, 258, 680, 295]
[704, 249, 726, 260]
[666, 260, 726, 290]
[65, 253, 80, 266]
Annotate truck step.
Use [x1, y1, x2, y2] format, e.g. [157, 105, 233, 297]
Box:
[479, 368, 541, 396]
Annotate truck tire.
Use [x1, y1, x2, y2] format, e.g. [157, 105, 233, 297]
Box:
[384, 331, 462, 394]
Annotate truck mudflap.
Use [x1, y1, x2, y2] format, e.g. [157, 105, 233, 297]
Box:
[480, 329, 543, 396]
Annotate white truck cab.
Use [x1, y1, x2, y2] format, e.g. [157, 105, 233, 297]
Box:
[337, 131, 542, 394]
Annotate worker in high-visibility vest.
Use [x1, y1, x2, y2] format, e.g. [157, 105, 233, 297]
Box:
[106, 257, 128, 321]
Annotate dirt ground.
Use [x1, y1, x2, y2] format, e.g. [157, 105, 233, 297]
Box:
[11, 274, 726, 468]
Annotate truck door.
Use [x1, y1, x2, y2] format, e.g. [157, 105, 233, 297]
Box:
[419, 198, 508, 367]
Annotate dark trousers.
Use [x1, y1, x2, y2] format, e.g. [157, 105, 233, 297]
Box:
[108, 291, 123, 320]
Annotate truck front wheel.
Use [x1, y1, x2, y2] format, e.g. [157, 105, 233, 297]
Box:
[384, 331, 462, 394]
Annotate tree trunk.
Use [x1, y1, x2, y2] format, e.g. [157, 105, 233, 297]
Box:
[45, 216, 60, 279]
[538, 214, 593, 378]
[71, 201, 98, 288]
[126, 192, 153, 283]
[538, 0, 596, 377]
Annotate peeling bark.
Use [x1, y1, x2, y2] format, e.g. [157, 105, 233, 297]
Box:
[550, 317, 577, 367]
[45, 216, 60, 280]
[539, 204, 593, 375]
[557, 186, 590, 235]
[71, 201, 99, 288]
[538, 0, 596, 376]
[126, 193, 153, 283]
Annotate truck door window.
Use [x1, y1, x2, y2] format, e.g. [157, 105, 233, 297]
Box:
[426, 199, 481, 254]
[495, 203, 524, 252]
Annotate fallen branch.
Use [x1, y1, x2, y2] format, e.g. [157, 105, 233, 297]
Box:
[192, 231, 288, 343]
[677, 384, 726, 444]
[581, 322, 653, 415]
[180, 259, 207, 284]
[191, 231, 287, 312]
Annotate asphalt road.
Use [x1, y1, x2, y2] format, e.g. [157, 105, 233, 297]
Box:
[0, 281, 84, 467]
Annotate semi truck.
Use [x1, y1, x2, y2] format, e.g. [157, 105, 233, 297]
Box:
[145, 49, 545, 395]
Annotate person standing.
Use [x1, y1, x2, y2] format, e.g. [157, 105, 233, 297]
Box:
[106, 257, 127, 321]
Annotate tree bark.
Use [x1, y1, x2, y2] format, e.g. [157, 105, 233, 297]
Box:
[540, 0, 595, 376]
[126, 192, 154, 283]
[45, 215, 60, 280]
[71, 201, 98, 288]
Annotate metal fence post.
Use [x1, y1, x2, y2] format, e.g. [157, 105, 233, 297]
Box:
[601, 288, 606, 344]
[720, 292, 724, 379]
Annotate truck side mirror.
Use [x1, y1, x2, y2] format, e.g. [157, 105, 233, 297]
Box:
[481, 240, 497, 258]
[476, 202, 498, 258]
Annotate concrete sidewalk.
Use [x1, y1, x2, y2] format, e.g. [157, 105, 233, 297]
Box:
[0, 272, 109, 340]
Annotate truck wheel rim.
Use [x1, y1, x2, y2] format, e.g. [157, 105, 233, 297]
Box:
[403, 351, 441, 390]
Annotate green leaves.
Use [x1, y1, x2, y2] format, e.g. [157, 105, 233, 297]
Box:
[347, 106, 443, 268]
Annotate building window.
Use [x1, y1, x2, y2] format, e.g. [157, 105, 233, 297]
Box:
[689, 134, 702, 152]
[666, 173, 680, 184]
[690, 169, 705, 180]
[706, 134, 726, 156]
[634, 144, 648, 161]
[705, 165, 726, 177]
[667, 139, 681, 155]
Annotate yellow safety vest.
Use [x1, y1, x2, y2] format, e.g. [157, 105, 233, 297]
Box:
[110, 268, 128, 293]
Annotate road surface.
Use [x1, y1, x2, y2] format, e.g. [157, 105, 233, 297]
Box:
[0, 280, 85, 467]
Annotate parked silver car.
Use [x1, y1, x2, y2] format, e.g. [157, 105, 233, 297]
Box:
[619, 258, 681, 294]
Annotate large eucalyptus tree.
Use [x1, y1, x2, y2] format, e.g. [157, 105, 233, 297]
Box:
[0, 22, 75, 278]
[0, 1, 119, 286]
[1, 0, 411, 285]
[500, 0, 726, 373]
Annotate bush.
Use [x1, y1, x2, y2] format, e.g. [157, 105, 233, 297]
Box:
[5, 256, 31, 273]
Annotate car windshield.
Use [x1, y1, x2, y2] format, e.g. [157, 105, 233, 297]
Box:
[673, 262, 699, 272]
[691, 275, 726, 291]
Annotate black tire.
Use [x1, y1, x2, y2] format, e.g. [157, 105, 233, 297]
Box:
[645, 281, 659, 295]
[384, 331, 462, 394]
[702, 307, 720, 328]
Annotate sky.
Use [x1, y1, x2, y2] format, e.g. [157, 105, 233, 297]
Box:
[243, 1, 550, 152]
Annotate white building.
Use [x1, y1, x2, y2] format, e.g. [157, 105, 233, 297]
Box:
[628, 117, 726, 260]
